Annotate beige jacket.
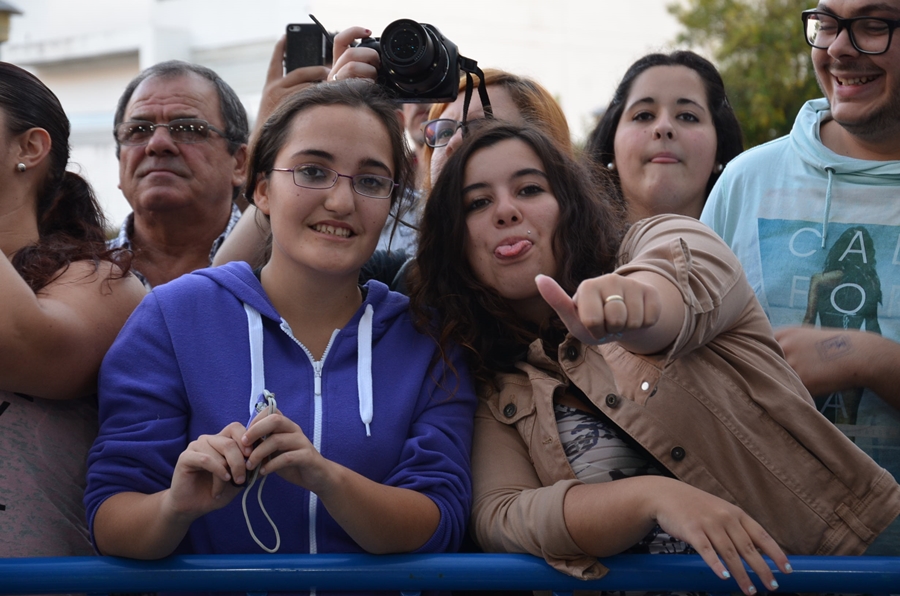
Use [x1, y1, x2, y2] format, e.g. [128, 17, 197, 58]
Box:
[471, 215, 900, 579]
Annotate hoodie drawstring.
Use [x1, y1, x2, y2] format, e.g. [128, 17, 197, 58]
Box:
[246, 303, 376, 436]
[357, 304, 374, 436]
[822, 167, 835, 248]
[242, 303, 280, 554]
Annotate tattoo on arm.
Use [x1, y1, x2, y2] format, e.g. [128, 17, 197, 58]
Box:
[816, 334, 853, 361]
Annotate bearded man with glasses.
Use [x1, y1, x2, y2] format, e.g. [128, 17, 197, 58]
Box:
[701, 0, 900, 554]
[109, 61, 249, 288]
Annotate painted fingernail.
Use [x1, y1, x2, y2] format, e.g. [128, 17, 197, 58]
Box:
[747, 586, 757, 595]
[722, 570, 731, 579]
[365, 29, 371, 35]
[770, 580, 779, 590]
[784, 563, 793, 573]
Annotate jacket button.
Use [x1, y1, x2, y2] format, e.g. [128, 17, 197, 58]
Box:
[503, 403, 517, 418]
[671, 446, 686, 461]
[565, 345, 579, 360]
[605, 394, 619, 408]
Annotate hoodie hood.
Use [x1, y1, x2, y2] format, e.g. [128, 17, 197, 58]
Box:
[791, 98, 900, 180]
[790, 98, 900, 246]
[192, 261, 410, 327]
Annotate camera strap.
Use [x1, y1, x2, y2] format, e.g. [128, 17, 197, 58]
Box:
[459, 58, 493, 128]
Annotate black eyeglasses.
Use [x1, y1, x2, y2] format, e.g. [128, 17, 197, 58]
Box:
[802, 9, 900, 55]
[115, 118, 229, 146]
[270, 164, 397, 199]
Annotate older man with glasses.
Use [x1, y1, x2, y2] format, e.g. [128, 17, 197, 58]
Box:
[109, 61, 249, 289]
[701, 0, 900, 554]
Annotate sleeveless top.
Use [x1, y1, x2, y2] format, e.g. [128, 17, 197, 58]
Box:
[0, 389, 96, 556]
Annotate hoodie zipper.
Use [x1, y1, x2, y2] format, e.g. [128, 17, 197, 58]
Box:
[279, 320, 339, 559]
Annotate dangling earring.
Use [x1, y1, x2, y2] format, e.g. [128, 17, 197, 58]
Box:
[16, 163, 26, 172]
[606, 162, 616, 171]
[715, 163, 724, 173]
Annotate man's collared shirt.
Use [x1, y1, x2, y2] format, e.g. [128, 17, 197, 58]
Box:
[108, 202, 242, 290]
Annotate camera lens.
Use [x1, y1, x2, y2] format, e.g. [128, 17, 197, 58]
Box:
[377, 19, 460, 101]
[388, 29, 424, 62]
[381, 19, 434, 75]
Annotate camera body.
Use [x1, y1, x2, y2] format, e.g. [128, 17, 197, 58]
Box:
[358, 19, 460, 103]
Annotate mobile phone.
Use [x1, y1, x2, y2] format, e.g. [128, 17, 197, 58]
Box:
[285, 23, 326, 72]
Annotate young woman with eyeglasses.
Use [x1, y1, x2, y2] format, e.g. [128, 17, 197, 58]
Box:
[85, 79, 476, 564]
[0, 63, 145, 557]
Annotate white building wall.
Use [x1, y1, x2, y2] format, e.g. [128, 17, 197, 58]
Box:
[1, 0, 680, 226]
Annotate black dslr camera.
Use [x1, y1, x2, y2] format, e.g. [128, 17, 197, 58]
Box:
[357, 19, 460, 103]
[310, 15, 483, 104]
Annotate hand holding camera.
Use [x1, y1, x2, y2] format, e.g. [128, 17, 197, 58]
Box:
[329, 26, 382, 83]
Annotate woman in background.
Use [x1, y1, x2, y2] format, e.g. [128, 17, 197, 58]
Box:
[422, 68, 573, 191]
[585, 51, 742, 221]
[0, 62, 145, 556]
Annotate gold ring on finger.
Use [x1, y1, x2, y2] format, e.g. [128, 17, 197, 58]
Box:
[604, 294, 625, 305]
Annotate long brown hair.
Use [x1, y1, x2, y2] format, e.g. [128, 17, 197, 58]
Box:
[1, 62, 131, 292]
[409, 122, 624, 385]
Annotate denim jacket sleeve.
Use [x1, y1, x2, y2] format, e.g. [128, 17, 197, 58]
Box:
[614, 214, 754, 362]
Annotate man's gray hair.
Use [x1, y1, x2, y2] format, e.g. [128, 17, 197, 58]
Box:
[113, 60, 249, 158]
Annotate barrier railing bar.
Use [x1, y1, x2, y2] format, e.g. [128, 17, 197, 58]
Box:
[0, 554, 897, 595]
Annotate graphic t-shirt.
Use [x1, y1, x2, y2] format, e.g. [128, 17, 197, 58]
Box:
[701, 99, 900, 481]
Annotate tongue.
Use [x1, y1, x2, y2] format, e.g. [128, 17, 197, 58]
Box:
[496, 240, 532, 258]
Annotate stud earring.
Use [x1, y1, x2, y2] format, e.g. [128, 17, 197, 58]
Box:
[715, 163, 724, 173]
[606, 162, 616, 171]
[16, 163, 26, 172]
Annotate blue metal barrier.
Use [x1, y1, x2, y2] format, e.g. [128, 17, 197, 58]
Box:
[0, 554, 898, 595]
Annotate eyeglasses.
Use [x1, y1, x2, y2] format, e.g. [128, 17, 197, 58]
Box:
[802, 9, 900, 55]
[270, 164, 397, 199]
[115, 118, 229, 146]
[423, 118, 468, 148]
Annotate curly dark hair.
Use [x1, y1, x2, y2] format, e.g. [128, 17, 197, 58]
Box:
[1, 62, 132, 292]
[584, 50, 743, 206]
[408, 121, 625, 385]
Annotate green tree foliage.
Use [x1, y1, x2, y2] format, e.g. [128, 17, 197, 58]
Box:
[668, 0, 822, 148]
